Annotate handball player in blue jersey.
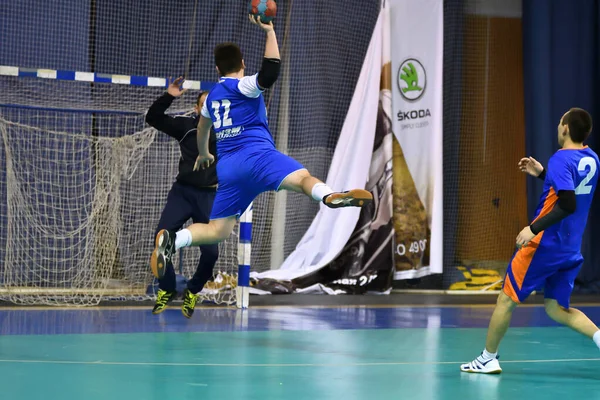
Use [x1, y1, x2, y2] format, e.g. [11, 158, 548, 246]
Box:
[461, 108, 600, 374]
[150, 15, 373, 279]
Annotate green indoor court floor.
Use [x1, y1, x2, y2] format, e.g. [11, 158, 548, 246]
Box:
[0, 304, 599, 399]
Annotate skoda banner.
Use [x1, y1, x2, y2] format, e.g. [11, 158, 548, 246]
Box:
[390, 0, 443, 279]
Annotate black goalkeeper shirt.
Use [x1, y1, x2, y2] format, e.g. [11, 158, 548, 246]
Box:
[145, 93, 218, 189]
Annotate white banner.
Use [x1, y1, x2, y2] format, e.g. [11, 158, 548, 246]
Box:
[255, 9, 384, 282]
[390, 0, 443, 279]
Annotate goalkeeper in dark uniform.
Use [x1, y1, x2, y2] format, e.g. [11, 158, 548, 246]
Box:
[145, 77, 218, 318]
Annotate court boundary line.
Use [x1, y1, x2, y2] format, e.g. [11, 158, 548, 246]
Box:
[0, 357, 598, 367]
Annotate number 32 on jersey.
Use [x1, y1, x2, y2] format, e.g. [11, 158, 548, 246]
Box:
[212, 100, 233, 129]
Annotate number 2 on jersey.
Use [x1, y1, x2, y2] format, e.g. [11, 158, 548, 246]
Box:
[575, 156, 597, 195]
[212, 100, 233, 129]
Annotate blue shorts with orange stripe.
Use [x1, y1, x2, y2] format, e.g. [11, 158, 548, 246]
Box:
[503, 242, 583, 309]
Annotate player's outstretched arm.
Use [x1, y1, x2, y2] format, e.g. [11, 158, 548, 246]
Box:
[518, 156, 545, 180]
[249, 15, 279, 59]
[249, 15, 280, 89]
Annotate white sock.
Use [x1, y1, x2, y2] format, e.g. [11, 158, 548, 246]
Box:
[175, 229, 192, 250]
[311, 183, 333, 202]
[482, 348, 497, 360]
[593, 330, 600, 349]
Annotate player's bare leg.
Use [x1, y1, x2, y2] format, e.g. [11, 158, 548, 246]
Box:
[150, 217, 236, 279]
[279, 169, 322, 196]
[485, 292, 518, 353]
[544, 299, 600, 339]
[184, 217, 237, 246]
[461, 292, 516, 374]
[279, 169, 373, 208]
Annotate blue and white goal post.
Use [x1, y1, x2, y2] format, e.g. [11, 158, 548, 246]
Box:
[236, 203, 252, 309]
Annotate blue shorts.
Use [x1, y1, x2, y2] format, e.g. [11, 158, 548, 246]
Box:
[503, 242, 583, 308]
[210, 148, 304, 219]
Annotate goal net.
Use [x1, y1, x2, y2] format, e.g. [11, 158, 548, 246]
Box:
[0, 105, 240, 306]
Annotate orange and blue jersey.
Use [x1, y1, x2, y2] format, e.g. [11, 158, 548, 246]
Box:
[504, 147, 599, 308]
[531, 146, 599, 252]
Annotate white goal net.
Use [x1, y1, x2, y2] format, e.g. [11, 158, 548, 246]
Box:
[0, 107, 240, 306]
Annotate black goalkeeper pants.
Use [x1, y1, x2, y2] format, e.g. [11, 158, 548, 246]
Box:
[154, 181, 218, 294]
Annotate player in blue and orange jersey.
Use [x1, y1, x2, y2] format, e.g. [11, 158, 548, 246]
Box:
[461, 108, 600, 374]
[149, 15, 372, 313]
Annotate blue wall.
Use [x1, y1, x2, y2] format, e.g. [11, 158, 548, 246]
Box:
[523, 0, 600, 289]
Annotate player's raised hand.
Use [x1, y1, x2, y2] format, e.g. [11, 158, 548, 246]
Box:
[248, 14, 274, 33]
[517, 156, 544, 177]
[167, 76, 188, 97]
[194, 154, 215, 171]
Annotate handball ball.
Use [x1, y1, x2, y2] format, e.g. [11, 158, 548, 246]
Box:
[249, 0, 277, 23]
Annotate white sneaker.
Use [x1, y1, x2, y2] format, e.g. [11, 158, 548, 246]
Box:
[460, 354, 502, 374]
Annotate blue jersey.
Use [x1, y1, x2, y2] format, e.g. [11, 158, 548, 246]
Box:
[532, 147, 599, 253]
[200, 73, 305, 219]
[201, 74, 275, 156]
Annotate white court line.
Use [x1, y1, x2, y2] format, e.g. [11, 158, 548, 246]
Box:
[0, 358, 598, 368]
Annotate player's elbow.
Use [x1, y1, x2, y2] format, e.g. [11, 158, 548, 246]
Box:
[257, 58, 281, 89]
[145, 112, 157, 127]
[558, 202, 576, 214]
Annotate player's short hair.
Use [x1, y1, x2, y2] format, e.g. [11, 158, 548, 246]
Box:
[197, 91, 208, 106]
[563, 108, 593, 143]
[214, 42, 243, 75]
